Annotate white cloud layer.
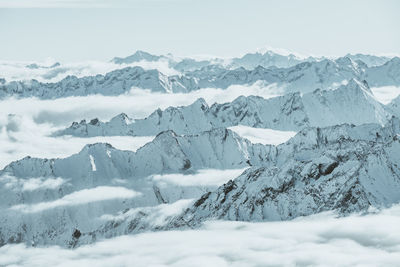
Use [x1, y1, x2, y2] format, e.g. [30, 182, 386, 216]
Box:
[10, 186, 141, 213]
[228, 125, 297, 145]
[1, 175, 66, 192]
[0, 83, 280, 169]
[371, 86, 400, 104]
[0, 114, 153, 168]
[0, 59, 179, 83]
[0, 82, 281, 124]
[151, 168, 248, 187]
[1, 205, 400, 266]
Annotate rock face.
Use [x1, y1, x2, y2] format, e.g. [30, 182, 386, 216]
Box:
[57, 79, 391, 137]
[1, 56, 399, 99]
[171, 119, 400, 225]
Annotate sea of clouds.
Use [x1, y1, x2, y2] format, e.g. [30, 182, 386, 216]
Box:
[1, 58, 400, 267]
[1, 204, 399, 267]
[0, 82, 283, 168]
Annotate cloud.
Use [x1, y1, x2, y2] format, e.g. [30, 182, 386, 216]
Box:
[1, 174, 66, 192]
[228, 125, 297, 145]
[10, 186, 141, 213]
[151, 168, 247, 187]
[0, 82, 281, 169]
[370, 86, 400, 105]
[101, 199, 194, 227]
[0, 59, 179, 83]
[0, 114, 153, 169]
[1, 205, 400, 266]
[1, 82, 281, 125]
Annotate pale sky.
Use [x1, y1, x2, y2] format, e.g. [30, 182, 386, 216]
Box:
[0, 0, 399, 61]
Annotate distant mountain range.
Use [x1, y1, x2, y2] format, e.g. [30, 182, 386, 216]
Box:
[1, 54, 399, 99]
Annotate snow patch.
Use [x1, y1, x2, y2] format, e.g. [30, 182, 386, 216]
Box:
[89, 155, 96, 171]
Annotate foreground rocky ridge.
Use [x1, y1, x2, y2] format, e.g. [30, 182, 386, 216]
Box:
[57, 79, 391, 137]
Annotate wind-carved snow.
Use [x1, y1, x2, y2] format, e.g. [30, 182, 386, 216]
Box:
[9, 186, 141, 213]
[228, 126, 296, 145]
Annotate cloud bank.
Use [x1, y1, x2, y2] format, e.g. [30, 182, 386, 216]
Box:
[228, 125, 297, 145]
[0, 114, 154, 168]
[10, 186, 141, 213]
[0, 82, 280, 169]
[151, 168, 248, 187]
[1, 205, 400, 266]
[0, 59, 179, 83]
[370, 86, 400, 105]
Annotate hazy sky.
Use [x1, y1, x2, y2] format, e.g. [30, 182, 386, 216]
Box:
[0, 0, 399, 61]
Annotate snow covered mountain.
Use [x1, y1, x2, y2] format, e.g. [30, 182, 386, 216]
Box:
[346, 53, 392, 67]
[227, 51, 317, 69]
[0, 128, 274, 246]
[57, 79, 390, 137]
[1, 56, 400, 99]
[111, 51, 165, 64]
[3, 118, 399, 247]
[111, 50, 392, 71]
[2, 48, 400, 252]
